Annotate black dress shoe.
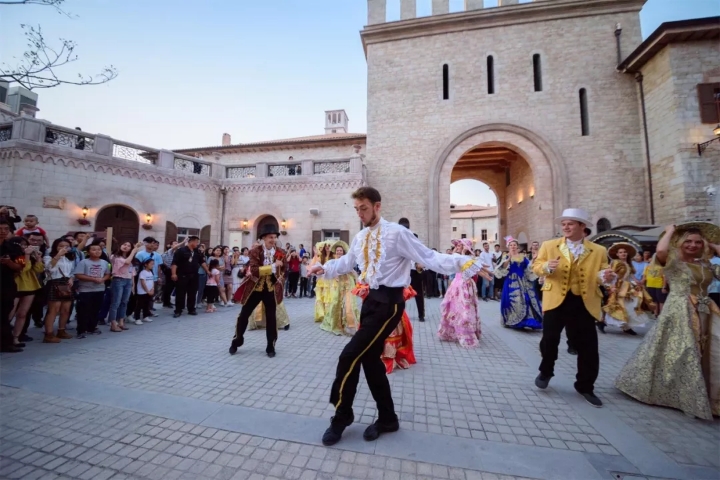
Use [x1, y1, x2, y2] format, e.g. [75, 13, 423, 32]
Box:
[163, 304, 174, 308]
[321, 415, 354, 446]
[188, 311, 198, 316]
[363, 420, 399, 441]
[597, 322, 606, 334]
[567, 347, 578, 355]
[535, 373, 551, 389]
[267, 350, 276, 358]
[1, 345, 23, 353]
[624, 329, 637, 336]
[13, 342, 26, 348]
[19, 334, 33, 342]
[283, 325, 290, 331]
[580, 392, 603, 407]
[419, 317, 425, 322]
[229, 338, 243, 355]
[173, 313, 181, 318]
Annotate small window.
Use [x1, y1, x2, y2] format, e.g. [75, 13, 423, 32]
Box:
[442, 64, 449, 100]
[487, 56, 495, 95]
[533, 54, 542, 92]
[698, 83, 720, 123]
[452, 226, 457, 232]
[461, 233, 467, 239]
[481, 229, 488, 241]
[323, 230, 341, 242]
[177, 227, 200, 243]
[596, 218, 611, 233]
[331, 129, 337, 133]
[579, 88, 589, 136]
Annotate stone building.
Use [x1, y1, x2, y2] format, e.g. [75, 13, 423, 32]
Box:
[449, 204, 499, 248]
[1, 1, 718, 251]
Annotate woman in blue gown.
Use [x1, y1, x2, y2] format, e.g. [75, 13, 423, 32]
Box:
[495, 237, 543, 330]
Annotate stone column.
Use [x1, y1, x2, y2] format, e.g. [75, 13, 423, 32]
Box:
[157, 150, 175, 169]
[256, 162, 268, 178]
[93, 134, 113, 157]
[400, 0, 415, 20]
[349, 156, 362, 174]
[499, 0, 519, 5]
[432, 0, 449, 15]
[302, 160, 313, 175]
[367, 0, 386, 25]
[13, 117, 45, 143]
[211, 163, 224, 180]
[465, 0, 484, 10]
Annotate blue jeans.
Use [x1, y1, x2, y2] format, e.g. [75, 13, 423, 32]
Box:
[481, 277, 493, 299]
[108, 277, 133, 321]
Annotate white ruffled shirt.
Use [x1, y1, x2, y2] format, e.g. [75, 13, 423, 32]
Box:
[263, 246, 278, 274]
[566, 238, 584, 259]
[322, 218, 481, 288]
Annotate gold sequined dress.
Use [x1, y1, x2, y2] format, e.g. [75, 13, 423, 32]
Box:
[615, 259, 720, 419]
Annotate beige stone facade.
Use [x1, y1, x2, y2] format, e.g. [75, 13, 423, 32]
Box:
[449, 205, 499, 248]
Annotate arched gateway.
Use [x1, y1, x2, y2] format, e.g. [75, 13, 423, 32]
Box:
[428, 123, 568, 249]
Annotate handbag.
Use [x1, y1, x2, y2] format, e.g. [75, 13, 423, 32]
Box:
[53, 271, 74, 300]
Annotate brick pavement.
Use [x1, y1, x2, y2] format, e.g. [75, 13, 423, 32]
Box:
[0, 297, 717, 480]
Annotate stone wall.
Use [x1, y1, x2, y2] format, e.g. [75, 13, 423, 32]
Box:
[218, 144, 365, 167]
[450, 216, 498, 247]
[364, 3, 648, 247]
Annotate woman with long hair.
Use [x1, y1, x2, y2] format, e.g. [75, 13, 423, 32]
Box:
[438, 238, 493, 348]
[108, 241, 144, 333]
[615, 223, 720, 419]
[312, 241, 333, 322]
[600, 242, 655, 335]
[222, 246, 235, 305]
[8, 236, 44, 347]
[42, 237, 76, 343]
[209, 246, 230, 306]
[320, 241, 359, 335]
[495, 237, 543, 330]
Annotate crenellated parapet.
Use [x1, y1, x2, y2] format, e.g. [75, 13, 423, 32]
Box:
[367, 0, 534, 25]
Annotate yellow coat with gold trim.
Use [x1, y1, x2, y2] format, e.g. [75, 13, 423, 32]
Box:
[531, 239, 610, 320]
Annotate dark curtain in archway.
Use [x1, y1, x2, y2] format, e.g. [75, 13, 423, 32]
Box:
[96, 206, 140, 247]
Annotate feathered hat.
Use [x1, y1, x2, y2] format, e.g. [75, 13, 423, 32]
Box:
[451, 238, 474, 254]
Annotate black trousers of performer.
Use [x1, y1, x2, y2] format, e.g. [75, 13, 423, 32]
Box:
[410, 270, 424, 320]
[174, 273, 199, 314]
[330, 288, 405, 427]
[162, 272, 176, 306]
[539, 293, 599, 394]
[232, 287, 277, 353]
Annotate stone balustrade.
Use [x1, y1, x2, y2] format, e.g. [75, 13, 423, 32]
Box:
[1, 117, 364, 186]
[368, 0, 528, 25]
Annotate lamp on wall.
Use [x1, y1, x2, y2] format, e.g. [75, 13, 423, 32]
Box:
[77, 206, 91, 226]
[241, 219, 250, 235]
[142, 213, 153, 230]
[697, 125, 720, 156]
[280, 219, 288, 236]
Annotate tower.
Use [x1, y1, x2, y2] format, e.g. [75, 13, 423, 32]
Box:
[325, 109, 349, 134]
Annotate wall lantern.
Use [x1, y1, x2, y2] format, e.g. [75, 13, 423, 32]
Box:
[697, 125, 720, 156]
[81, 206, 89, 219]
[77, 206, 91, 226]
[280, 219, 288, 236]
[142, 213, 153, 230]
[241, 219, 250, 235]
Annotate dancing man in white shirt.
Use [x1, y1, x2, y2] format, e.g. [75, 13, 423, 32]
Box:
[308, 187, 490, 446]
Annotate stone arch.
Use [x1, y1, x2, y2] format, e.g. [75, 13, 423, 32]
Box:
[428, 123, 568, 249]
[95, 204, 140, 248]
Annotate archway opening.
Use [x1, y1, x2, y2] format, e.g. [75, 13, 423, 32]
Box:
[449, 179, 499, 253]
[596, 218, 611, 233]
[450, 144, 536, 248]
[255, 215, 279, 240]
[96, 205, 140, 247]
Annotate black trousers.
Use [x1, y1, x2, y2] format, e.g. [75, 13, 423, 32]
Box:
[710, 292, 719, 308]
[162, 272, 176, 306]
[232, 288, 277, 353]
[299, 277, 309, 297]
[1, 296, 15, 347]
[174, 274, 199, 314]
[410, 270, 424, 320]
[330, 296, 404, 426]
[76, 291, 105, 335]
[310, 277, 317, 297]
[539, 293, 599, 394]
[288, 272, 300, 295]
[134, 294, 153, 320]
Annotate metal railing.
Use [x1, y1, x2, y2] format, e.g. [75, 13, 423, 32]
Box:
[268, 164, 302, 177]
[112, 140, 158, 164]
[314, 160, 350, 174]
[227, 166, 257, 179]
[174, 157, 211, 176]
[45, 126, 94, 152]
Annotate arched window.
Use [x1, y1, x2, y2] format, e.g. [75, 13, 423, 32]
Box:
[579, 88, 589, 136]
[533, 54, 542, 92]
[487, 56, 495, 95]
[596, 218, 611, 233]
[442, 64, 449, 100]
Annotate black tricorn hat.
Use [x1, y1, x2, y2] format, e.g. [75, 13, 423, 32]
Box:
[258, 224, 281, 239]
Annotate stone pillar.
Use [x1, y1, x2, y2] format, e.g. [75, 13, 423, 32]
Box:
[499, 0, 519, 5]
[302, 160, 313, 175]
[93, 134, 113, 157]
[349, 156, 362, 174]
[367, 0, 386, 25]
[432, 0, 449, 15]
[13, 117, 45, 143]
[256, 162, 268, 178]
[211, 163, 224, 180]
[400, 0, 415, 20]
[157, 150, 175, 169]
[465, 0, 484, 10]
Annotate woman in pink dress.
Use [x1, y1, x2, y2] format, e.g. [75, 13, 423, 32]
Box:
[438, 238, 492, 348]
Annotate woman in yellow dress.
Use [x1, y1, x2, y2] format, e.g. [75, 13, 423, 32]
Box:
[320, 241, 359, 336]
[600, 242, 655, 335]
[247, 302, 290, 331]
[616, 222, 720, 419]
[312, 241, 333, 322]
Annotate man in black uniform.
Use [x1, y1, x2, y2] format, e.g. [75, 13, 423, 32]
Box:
[171, 236, 209, 318]
[398, 218, 425, 322]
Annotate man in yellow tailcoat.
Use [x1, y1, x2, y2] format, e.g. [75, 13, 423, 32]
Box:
[531, 208, 614, 408]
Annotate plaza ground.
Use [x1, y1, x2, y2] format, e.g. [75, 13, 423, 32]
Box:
[1, 297, 718, 480]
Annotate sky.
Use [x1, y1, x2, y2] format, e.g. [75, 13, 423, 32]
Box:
[2, 0, 717, 206]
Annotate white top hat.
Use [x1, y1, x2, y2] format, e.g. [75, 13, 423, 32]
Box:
[556, 208, 592, 225]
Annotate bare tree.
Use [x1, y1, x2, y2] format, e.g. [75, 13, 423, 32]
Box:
[0, 0, 118, 90]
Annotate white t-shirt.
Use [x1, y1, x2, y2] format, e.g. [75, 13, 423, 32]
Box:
[137, 270, 154, 295]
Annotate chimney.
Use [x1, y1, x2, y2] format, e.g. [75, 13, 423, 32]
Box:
[222, 133, 231, 146]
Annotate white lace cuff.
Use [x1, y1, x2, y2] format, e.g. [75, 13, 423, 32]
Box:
[598, 269, 617, 286]
[461, 259, 485, 281]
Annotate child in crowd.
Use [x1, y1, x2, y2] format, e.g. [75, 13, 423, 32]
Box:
[72, 244, 111, 339]
[134, 258, 156, 324]
[15, 215, 50, 247]
[299, 256, 309, 298]
[205, 259, 221, 313]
